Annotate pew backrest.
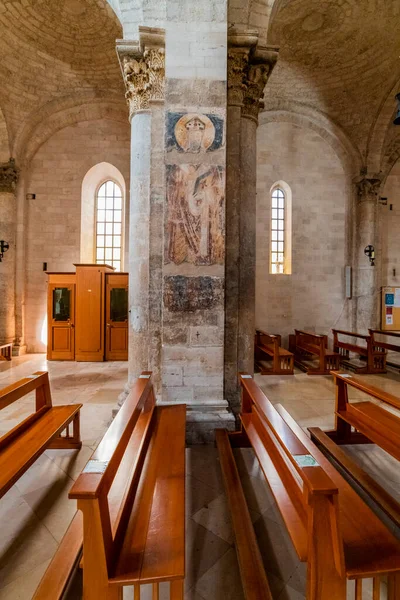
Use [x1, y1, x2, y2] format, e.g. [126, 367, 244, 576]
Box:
[294, 330, 327, 357]
[332, 329, 370, 356]
[69, 372, 155, 575]
[0, 371, 52, 413]
[256, 330, 281, 349]
[369, 329, 400, 353]
[333, 371, 400, 412]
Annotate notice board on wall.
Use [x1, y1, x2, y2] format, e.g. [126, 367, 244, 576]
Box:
[381, 287, 400, 330]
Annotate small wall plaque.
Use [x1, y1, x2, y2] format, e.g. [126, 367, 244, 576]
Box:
[139, 374, 151, 379]
[241, 375, 252, 379]
[83, 460, 108, 474]
[294, 455, 319, 468]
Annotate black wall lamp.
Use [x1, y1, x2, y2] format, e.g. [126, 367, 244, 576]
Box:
[364, 245, 375, 266]
[0, 241, 9, 262]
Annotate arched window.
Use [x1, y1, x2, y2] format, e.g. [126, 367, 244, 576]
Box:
[270, 183, 292, 275]
[95, 180, 123, 271]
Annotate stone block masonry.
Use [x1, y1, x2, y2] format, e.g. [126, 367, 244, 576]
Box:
[159, 2, 235, 437]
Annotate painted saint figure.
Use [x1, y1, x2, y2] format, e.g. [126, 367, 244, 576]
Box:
[184, 117, 206, 153]
[166, 164, 225, 266]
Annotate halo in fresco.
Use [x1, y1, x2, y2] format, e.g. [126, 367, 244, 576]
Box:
[174, 113, 216, 153]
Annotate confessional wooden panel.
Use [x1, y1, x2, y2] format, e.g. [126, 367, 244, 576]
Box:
[105, 273, 128, 361]
[75, 265, 113, 362]
[47, 278, 75, 361]
[47, 265, 128, 362]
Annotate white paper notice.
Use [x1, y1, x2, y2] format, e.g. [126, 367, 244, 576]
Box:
[386, 314, 394, 325]
[395, 288, 400, 308]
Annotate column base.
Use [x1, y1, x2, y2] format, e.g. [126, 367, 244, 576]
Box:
[12, 344, 27, 357]
[113, 386, 236, 443]
[185, 406, 236, 444]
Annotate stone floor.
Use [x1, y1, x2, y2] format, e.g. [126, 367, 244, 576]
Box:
[1, 356, 400, 599]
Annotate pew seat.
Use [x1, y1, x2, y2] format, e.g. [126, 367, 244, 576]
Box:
[217, 374, 400, 599]
[0, 372, 82, 499]
[309, 427, 400, 530]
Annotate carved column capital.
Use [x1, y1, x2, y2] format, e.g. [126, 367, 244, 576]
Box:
[242, 47, 279, 123]
[355, 176, 382, 203]
[227, 30, 258, 107]
[227, 29, 279, 122]
[0, 158, 19, 193]
[117, 27, 165, 120]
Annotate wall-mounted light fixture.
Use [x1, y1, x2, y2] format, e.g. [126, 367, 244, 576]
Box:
[394, 93, 400, 125]
[364, 245, 375, 266]
[0, 240, 9, 262]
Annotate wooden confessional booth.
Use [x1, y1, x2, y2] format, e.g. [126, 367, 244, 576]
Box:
[47, 264, 128, 361]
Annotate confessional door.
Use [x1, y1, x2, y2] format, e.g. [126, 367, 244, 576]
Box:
[47, 283, 75, 360]
[105, 274, 128, 361]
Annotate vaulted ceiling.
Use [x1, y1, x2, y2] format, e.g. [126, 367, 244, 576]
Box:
[0, 0, 125, 159]
[0, 0, 399, 171]
[264, 0, 400, 166]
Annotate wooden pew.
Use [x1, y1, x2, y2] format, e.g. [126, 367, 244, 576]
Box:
[217, 374, 400, 599]
[333, 329, 386, 374]
[67, 371, 186, 600]
[308, 428, 400, 532]
[0, 372, 82, 499]
[255, 329, 294, 375]
[309, 372, 400, 533]
[369, 329, 400, 369]
[311, 372, 400, 460]
[0, 342, 12, 361]
[290, 329, 340, 374]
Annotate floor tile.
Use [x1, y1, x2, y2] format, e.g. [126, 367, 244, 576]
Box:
[186, 475, 221, 518]
[185, 518, 231, 591]
[186, 446, 224, 493]
[0, 559, 51, 600]
[192, 493, 260, 544]
[194, 548, 245, 600]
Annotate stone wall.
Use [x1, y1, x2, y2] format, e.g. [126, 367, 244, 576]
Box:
[25, 118, 130, 352]
[381, 159, 400, 288]
[256, 120, 351, 344]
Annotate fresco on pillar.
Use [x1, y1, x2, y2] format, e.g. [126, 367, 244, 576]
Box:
[166, 112, 224, 154]
[165, 112, 226, 267]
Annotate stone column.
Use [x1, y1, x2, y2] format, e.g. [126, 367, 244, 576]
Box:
[14, 170, 27, 354]
[354, 177, 382, 331]
[0, 159, 19, 346]
[225, 31, 279, 411]
[117, 27, 165, 398]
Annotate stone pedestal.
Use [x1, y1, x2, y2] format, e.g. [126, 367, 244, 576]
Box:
[354, 177, 382, 331]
